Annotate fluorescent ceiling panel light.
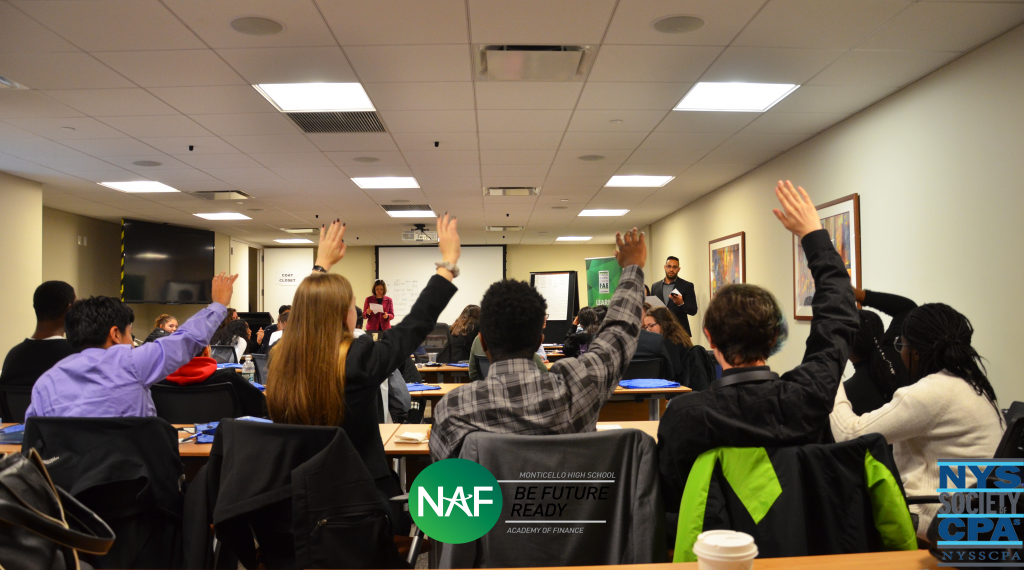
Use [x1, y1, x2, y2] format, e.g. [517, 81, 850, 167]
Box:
[194, 213, 251, 220]
[253, 83, 375, 112]
[283, 228, 315, 234]
[274, 238, 314, 244]
[579, 209, 629, 216]
[674, 82, 798, 112]
[352, 177, 420, 189]
[99, 181, 179, 193]
[605, 175, 673, 187]
[386, 210, 436, 218]
[556, 236, 592, 242]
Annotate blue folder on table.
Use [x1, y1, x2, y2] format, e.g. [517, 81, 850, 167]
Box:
[618, 378, 681, 389]
[406, 383, 441, 392]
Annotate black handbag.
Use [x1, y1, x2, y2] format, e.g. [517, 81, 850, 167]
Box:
[0, 448, 115, 570]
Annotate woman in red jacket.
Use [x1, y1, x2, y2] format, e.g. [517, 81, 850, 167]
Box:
[363, 279, 395, 331]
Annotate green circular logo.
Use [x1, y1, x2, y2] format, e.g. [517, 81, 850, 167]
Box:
[409, 458, 503, 544]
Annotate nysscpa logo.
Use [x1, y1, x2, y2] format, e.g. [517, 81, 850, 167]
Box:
[409, 458, 503, 544]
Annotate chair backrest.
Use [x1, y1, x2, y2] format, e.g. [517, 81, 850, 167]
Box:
[475, 353, 491, 378]
[441, 429, 665, 567]
[1003, 401, 1024, 427]
[0, 385, 33, 423]
[210, 344, 238, 364]
[251, 353, 269, 385]
[622, 358, 662, 380]
[151, 383, 241, 424]
[995, 413, 1024, 459]
[422, 322, 449, 351]
[436, 341, 453, 364]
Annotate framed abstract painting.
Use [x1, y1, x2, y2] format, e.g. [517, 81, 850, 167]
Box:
[709, 232, 745, 299]
[793, 193, 861, 321]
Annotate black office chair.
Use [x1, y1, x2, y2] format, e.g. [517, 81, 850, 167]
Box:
[251, 353, 269, 385]
[475, 354, 490, 378]
[0, 385, 32, 423]
[423, 323, 449, 352]
[210, 344, 238, 364]
[621, 358, 662, 380]
[436, 341, 453, 364]
[151, 383, 241, 424]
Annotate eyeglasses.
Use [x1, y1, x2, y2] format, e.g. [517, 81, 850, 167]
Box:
[664, 264, 679, 269]
[642, 323, 657, 331]
[894, 336, 909, 352]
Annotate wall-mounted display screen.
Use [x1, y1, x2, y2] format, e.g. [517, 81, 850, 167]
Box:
[121, 219, 215, 304]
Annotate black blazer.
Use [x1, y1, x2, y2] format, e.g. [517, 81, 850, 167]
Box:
[342, 274, 457, 484]
[651, 278, 697, 335]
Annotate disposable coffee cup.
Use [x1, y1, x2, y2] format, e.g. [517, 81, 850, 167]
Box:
[692, 530, 758, 570]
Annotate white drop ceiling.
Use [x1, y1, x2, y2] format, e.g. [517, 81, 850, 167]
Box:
[0, 0, 1022, 245]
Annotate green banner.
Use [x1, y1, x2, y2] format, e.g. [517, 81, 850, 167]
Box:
[585, 257, 622, 307]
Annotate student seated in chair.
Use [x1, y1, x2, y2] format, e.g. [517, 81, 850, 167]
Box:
[657, 181, 859, 518]
[157, 345, 267, 418]
[1, 281, 76, 389]
[25, 273, 237, 418]
[430, 227, 647, 462]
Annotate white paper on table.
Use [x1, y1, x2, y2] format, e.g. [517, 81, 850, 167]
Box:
[395, 431, 428, 443]
[597, 425, 622, 430]
[369, 303, 384, 313]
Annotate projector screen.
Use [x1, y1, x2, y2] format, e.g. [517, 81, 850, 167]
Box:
[376, 246, 506, 327]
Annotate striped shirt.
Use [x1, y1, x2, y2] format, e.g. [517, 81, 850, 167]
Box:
[429, 265, 645, 462]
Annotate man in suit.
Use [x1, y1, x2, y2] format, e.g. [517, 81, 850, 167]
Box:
[650, 256, 697, 335]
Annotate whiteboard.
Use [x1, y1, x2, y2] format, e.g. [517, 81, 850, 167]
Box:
[532, 272, 571, 320]
[376, 246, 505, 327]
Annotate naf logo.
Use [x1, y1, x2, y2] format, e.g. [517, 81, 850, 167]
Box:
[409, 459, 503, 544]
[418, 485, 495, 518]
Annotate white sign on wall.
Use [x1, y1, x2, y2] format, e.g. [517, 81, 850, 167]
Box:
[276, 270, 300, 286]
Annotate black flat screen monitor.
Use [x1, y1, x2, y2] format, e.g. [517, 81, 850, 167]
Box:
[121, 219, 215, 304]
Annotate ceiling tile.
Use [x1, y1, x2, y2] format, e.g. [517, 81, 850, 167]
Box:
[567, 109, 668, 132]
[477, 110, 572, 132]
[402, 150, 479, 165]
[189, 113, 300, 136]
[364, 82, 475, 110]
[613, 163, 687, 177]
[577, 82, 691, 110]
[478, 131, 565, 150]
[474, 83, 584, 110]
[0, 91, 83, 119]
[859, 2, 1024, 51]
[700, 47, 845, 84]
[251, 153, 334, 168]
[221, 134, 319, 153]
[317, 0, 469, 44]
[325, 151, 408, 166]
[142, 136, 241, 155]
[655, 111, 757, 133]
[588, 45, 722, 82]
[60, 138, 161, 157]
[392, 132, 477, 151]
[552, 148, 631, 165]
[809, 50, 961, 87]
[338, 164, 415, 177]
[558, 131, 649, 150]
[344, 45, 471, 83]
[603, 0, 764, 46]
[468, 0, 617, 44]
[624, 149, 705, 166]
[0, 52, 133, 89]
[700, 143, 784, 164]
[273, 167, 349, 182]
[104, 154, 193, 171]
[741, 111, 851, 134]
[94, 50, 246, 87]
[11, 0, 205, 51]
[411, 163, 480, 178]
[98, 115, 214, 138]
[176, 151, 261, 169]
[0, 2, 79, 53]
[5, 117, 127, 139]
[378, 110, 477, 133]
[769, 84, 898, 113]
[638, 131, 730, 151]
[547, 163, 619, 177]
[217, 47, 358, 84]
[43, 88, 180, 116]
[164, 0, 337, 48]
[480, 150, 556, 165]
[733, 0, 910, 49]
[481, 164, 550, 177]
[672, 161, 759, 189]
[307, 133, 399, 152]
[201, 167, 286, 183]
[481, 174, 546, 188]
[149, 86, 278, 114]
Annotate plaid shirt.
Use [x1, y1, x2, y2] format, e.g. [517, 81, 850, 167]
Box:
[429, 265, 645, 462]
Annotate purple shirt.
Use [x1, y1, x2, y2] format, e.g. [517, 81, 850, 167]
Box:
[26, 303, 227, 419]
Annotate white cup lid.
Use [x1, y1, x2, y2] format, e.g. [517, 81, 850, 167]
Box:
[693, 530, 758, 560]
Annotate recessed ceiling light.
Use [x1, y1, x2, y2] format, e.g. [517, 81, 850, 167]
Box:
[653, 15, 705, 34]
[605, 175, 674, 187]
[99, 181, 179, 193]
[352, 177, 420, 189]
[580, 209, 629, 216]
[578, 155, 605, 161]
[274, 238, 314, 244]
[560, 199, 569, 202]
[353, 156, 380, 163]
[556, 236, 592, 242]
[386, 210, 436, 218]
[231, 16, 283, 36]
[608, 119, 623, 124]
[283, 228, 315, 234]
[194, 213, 251, 220]
[484, 186, 539, 196]
[486, 226, 524, 231]
[254, 83, 375, 112]
[132, 160, 161, 167]
[675, 82, 799, 112]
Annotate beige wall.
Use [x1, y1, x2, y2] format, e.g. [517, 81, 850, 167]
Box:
[649, 25, 1024, 403]
[42, 208, 121, 299]
[324, 245, 377, 302]
[0, 173, 42, 359]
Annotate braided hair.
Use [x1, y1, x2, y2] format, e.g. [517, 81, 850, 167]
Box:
[853, 309, 899, 400]
[902, 303, 997, 404]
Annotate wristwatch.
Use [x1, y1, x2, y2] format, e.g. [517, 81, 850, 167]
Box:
[312, 265, 327, 273]
[434, 261, 460, 278]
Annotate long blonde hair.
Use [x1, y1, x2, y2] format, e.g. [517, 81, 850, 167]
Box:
[267, 273, 354, 426]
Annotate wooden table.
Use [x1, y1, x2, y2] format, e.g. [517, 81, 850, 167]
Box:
[513, 550, 938, 570]
[414, 363, 470, 382]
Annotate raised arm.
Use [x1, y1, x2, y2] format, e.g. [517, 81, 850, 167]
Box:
[857, 289, 917, 319]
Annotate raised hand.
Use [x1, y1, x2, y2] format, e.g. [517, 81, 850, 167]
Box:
[615, 227, 647, 269]
[314, 219, 346, 272]
[772, 180, 822, 238]
[211, 272, 239, 307]
[436, 213, 461, 279]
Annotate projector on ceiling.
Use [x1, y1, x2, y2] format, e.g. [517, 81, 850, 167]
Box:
[402, 224, 437, 243]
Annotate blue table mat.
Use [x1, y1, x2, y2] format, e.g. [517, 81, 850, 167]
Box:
[448, 362, 469, 368]
[406, 383, 441, 391]
[618, 378, 681, 389]
[217, 363, 243, 369]
[194, 416, 272, 443]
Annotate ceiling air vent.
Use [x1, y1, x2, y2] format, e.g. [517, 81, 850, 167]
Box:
[484, 186, 540, 196]
[476, 45, 595, 81]
[486, 226, 524, 232]
[191, 190, 253, 200]
[286, 111, 386, 133]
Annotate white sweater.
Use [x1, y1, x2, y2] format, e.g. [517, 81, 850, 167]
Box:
[830, 371, 1004, 538]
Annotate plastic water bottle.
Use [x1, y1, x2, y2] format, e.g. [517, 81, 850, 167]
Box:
[241, 355, 255, 384]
